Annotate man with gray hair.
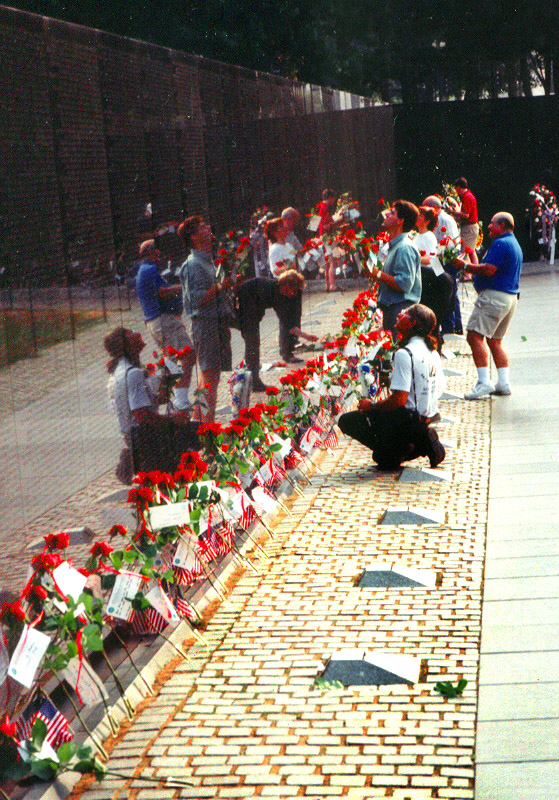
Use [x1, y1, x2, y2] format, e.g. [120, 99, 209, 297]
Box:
[281, 207, 303, 251]
[456, 212, 523, 399]
[422, 195, 459, 243]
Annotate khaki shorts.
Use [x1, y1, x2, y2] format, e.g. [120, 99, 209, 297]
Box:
[191, 315, 232, 373]
[147, 314, 193, 352]
[467, 289, 518, 339]
[461, 223, 479, 250]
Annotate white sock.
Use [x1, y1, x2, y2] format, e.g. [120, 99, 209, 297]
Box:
[497, 367, 509, 387]
[172, 387, 191, 410]
[476, 367, 490, 384]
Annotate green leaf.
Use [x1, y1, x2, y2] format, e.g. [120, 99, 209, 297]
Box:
[84, 557, 98, 574]
[101, 573, 117, 591]
[123, 549, 137, 564]
[31, 718, 47, 748]
[5, 760, 30, 780]
[56, 741, 76, 763]
[521, 335, 527, 342]
[67, 640, 78, 658]
[109, 552, 123, 570]
[76, 744, 94, 759]
[30, 759, 58, 781]
[87, 633, 104, 652]
[187, 484, 199, 500]
[81, 591, 94, 614]
[456, 678, 468, 694]
[73, 759, 98, 774]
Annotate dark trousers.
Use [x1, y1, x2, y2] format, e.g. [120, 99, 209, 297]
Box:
[380, 300, 414, 336]
[420, 268, 454, 347]
[338, 407, 437, 469]
[241, 319, 261, 376]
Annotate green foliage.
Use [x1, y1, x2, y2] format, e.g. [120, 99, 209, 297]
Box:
[435, 678, 468, 698]
[314, 676, 344, 691]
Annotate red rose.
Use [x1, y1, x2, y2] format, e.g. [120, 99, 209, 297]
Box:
[0, 715, 17, 738]
[265, 386, 279, 396]
[30, 585, 48, 602]
[440, 226, 447, 233]
[90, 541, 113, 559]
[108, 524, 128, 537]
[378, 197, 385, 205]
[228, 230, 235, 238]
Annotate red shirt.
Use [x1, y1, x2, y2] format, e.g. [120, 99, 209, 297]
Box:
[460, 190, 478, 224]
[317, 201, 334, 235]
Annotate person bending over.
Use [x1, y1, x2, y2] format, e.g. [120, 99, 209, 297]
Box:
[338, 304, 445, 470]
[236, 270, 319, 391]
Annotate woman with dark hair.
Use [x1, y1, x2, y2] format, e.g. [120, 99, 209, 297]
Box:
[416, 206, 454, 351]
[338, 304, 446, 470]
[105, 327, 199, 479]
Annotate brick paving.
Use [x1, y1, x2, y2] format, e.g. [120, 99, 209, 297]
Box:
[0, 285, 354, 591]
[65, 324, 486, 799]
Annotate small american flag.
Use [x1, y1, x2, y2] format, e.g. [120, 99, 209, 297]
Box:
[323, 429, 339, 449]
[197, 536, 218, 564]
[284, 447, 304, 470]
[174, 590, 197, 620]
[131, 608, 169, 635]
[16, 697, 73, 749]
[172, 563, 204, 586]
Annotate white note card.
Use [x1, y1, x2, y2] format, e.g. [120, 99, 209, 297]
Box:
[8, 626, 51, 688]
[106, 572, 144, 621]
[148, 501, 191, 530]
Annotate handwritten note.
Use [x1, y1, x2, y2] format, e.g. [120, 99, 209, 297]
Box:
[148, 501, 192, 530]
[8, 626, 51, 688]
[106, 572, 144, 621]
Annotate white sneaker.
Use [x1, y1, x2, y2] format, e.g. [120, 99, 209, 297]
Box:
[464, 381, 495, 400]
[491, 383, 511, 396]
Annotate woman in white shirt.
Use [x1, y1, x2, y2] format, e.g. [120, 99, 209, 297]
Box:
[266, 218, 297, 277]
[416, 206, 453, 351]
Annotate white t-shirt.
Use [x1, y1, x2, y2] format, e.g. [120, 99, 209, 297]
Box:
[413, 231, 438, 270]
[435, 210, 459, 242]
[268, 242, 297, 277]
[108, 357, 156, 436]
[390, 337, 445, 418]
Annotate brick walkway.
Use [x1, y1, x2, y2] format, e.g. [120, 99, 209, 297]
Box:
[67, 334, 486, 800]
[1, 286, 353, 591]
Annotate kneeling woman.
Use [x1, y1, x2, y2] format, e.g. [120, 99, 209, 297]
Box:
[105, 327, 199, 479]
[338, 304, 446, 470]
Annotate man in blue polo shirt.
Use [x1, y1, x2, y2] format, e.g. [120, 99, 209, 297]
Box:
[457, 212, 523, 399]
[136, 239, 196, 410]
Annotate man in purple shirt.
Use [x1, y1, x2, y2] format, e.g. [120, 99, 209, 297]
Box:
[456, 212, 523, 399]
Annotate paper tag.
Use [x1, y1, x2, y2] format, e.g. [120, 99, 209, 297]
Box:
[8, 626, 51, 688]
[430, 255, 445, 276]
[148, 501, 192, 530]
[163, 357, 182, 375]
[145, 584, 180, 624]
[106, 572, 144, 621]
[61, 657, 108, 704]
[300, 428, 321, 453]
[307, 215, 320, 232]
[343, 336, 359, 357]
[173, 534, 198, 568]
[52, 561, 87, 603]
[256, 461, 273, 484]
[270, 434, 292, 458]
[252, 486, 279, 514]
